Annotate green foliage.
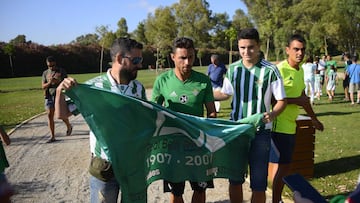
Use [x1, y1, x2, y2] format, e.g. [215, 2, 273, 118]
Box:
[2, 43, 15, 56]
[132, 22, 148, 45]
[74, 34, 99, 46]
[115, 18, 130, 38]
[144, 6, 177, 68]
[173, 0, 212, 47]
[231, 9, 253, 31]
[9, 34, 26, 45]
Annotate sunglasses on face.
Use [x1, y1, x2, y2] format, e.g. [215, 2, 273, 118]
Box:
[123, 55, 143, 65]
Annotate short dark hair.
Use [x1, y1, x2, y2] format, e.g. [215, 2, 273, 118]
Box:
[46, 56, 56, 62]
[287, 34, 306, 47]
[110, 37, 143, 61]
[172, 37, 195, 53]
[237, 28, 260, 43]
[211, 54, 219, 60]
[352, 55, 358, 62]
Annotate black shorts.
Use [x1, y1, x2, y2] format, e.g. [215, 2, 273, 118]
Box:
[343, 76, 350, 88]
[320, 75, 325, 85]
[269, 132, 296, 164]
[163, 180, 214, 196]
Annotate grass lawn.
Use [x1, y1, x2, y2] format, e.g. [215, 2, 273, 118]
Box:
[0, 66, 359, 201]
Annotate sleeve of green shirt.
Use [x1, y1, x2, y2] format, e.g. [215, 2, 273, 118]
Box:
[151, 77, 164, 105]
[204, 78, 215, 103]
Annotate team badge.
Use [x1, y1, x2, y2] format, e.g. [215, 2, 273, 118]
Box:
[198, 181, 208, 189]
[256, 79, 263, 87]
[179, 95, 188, 103]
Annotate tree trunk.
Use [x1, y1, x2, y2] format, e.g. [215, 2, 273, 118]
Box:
[100, 42, 104, 74]
[229, 40, 233, 65]
[265, 38, 270, 60]
[324, 36, 328, 56]
[9, 55, 14, 77]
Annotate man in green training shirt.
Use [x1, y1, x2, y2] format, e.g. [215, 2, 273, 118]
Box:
[152, 37, 217, 203]
[270, 34, 324, 203]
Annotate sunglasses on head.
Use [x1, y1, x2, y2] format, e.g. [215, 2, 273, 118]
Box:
[122, 55, 143, 65]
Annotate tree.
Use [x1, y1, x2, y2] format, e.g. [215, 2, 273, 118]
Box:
[115, 18, 130, 38]
[145, 6, 177, 70]
[225, 27, 237, 64]
[10, 35, 26, 45]
[173, 0, 213, 52]
[242, 0, 294, 60]
[231, 9, 253, 31]
[3, 43, 15, 76]
[132, 22, 148, 45]
[73, 34, 99, 45]
[337, 0, 360, 55]
[209, 12, 231, 50]
[96, 25, 112, 74]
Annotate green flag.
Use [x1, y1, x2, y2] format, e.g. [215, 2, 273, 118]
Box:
[65, 84, 264, 203]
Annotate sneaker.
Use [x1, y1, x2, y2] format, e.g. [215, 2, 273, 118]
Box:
[46, 138, 57, 143]
[66, 125, 73, 136]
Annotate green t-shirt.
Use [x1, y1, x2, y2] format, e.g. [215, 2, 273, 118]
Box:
[326, 60, 337, 74]
[151, 69, 214, 117]
[273, 60, 305, 134]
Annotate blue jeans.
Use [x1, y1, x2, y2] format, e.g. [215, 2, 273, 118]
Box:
[248, 129, 271, 191]
[229, 129, 271, 191]
[90, 175, 120, 203]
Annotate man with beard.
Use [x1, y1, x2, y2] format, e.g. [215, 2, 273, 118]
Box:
[56, 37, 146, 203]
[151, 37, 217, 203]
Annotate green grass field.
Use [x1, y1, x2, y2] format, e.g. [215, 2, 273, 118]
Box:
[0, 66, 359, 201]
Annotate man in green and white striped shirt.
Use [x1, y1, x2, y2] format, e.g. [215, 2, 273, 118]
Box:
[214, 28, 287, 203]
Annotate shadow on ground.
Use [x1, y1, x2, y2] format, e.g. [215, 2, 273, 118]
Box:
[314, 154, 360, 178]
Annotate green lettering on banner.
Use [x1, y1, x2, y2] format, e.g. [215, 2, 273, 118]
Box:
[66, 84, 263, 203]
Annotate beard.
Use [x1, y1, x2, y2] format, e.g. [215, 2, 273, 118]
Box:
[121, 68, 137, 81]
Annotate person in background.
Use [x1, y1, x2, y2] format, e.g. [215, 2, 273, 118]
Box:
[343, 53, 352, 101]
[152, 37, 216, 203]
[41, 56, 72, 143]
[326, 55, 337, 74]
[207, 54, 227, 112]
[270, 34, 324, 203]
[302, 56, 316, 105]
[56, 37, 146, 203]
[313, 57, 322, 100]
[0, 126, 14, 203]
[213, 28, 287, 203]
[318, 55, 327, 93]
[326, 65, 338, 101]
[347, 55, 360, 105]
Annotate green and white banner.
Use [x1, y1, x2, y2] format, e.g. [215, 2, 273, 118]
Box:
[66, 84, 264, 203]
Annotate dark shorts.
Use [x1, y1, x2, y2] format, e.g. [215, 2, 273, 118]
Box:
[163, 180, 214, 196]
[44, 95, 55, 109]
[269, 132, 296, 164]
[320, 75, 325, 85]
[343, 76, 350, 88]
